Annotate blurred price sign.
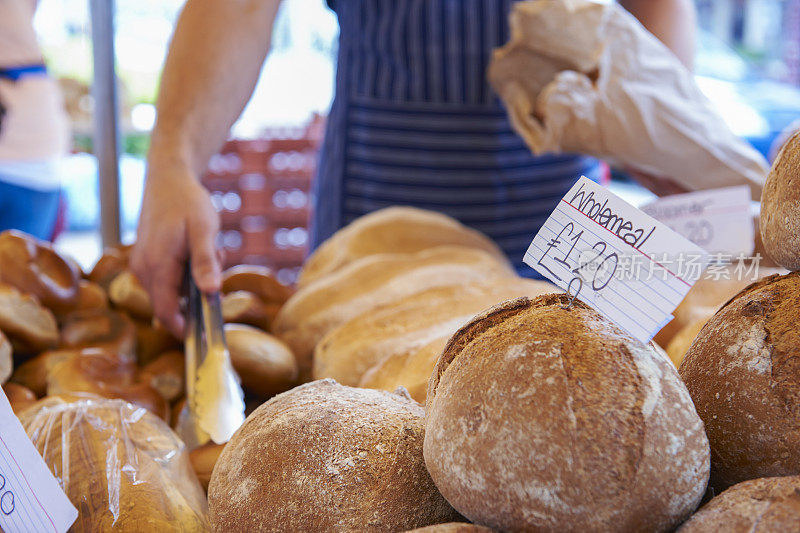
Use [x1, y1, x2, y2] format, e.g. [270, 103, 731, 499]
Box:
[524, 176, 710, 343]
[640, 185, 754, 256]
[0, 391, 77, 533]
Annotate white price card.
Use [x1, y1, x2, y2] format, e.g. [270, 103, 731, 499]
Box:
[0, 390, 77, 533]
[640, 185, 754, 256]
[524, 176, 711, 344]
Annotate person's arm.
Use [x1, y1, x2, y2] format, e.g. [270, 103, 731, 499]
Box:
[619, 0, 697, 70]
[132, 0, 282, 336]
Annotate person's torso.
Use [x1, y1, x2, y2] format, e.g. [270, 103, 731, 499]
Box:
[314, 0, 600, 272]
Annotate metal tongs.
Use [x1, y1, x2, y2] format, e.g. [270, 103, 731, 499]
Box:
[177, 270, 246, 448]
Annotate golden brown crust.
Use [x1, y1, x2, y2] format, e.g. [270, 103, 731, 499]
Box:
[74, 279, 109, 312]
[275, 246, 515, 381]
[2, 382, 37, 414]
[189, 442, 226, 492]
[221, 265, 292, 304]
[208, 380, 460, 532]
[221, 290, 276, 331]
[140, 350, 185, 403]
[0, 282, 59, 351]
[424, 294, 710, 532]
[224, 323, 298, 397]
[313, 278, 555, 387]
[297, 206, 510, 287]
[665, 318, 708, 369]
[0, 329, 10, 384]
[679, 271, 800, 491]
[133, 318, 181, 366]
[0, 230, 80, 313]
[677, 476, 800, 532]
[60, 308, 137, 360]
[761, 130, 800, 269]
[10, 348, 84, 396]
[108, 270, 153, 320]
[20, 396, 208, 532]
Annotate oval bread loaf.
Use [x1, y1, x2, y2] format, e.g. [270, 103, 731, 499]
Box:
[761, 129, 800, 270]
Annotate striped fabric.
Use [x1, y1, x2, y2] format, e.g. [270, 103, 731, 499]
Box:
[313, 0, 602, 275]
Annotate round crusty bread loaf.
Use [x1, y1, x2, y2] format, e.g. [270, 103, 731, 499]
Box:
[404, 524, 494, 533]
[274, 246, 515, 380]
[360, 337, 449, 403]
[679, 272, 800, 491]
[20, 395, 208, 532]
[761, 130, 800, 270]
[677, 476, 800, 532]
[424, 295, 710, 532]
[312, 278, 555, 387]
[208, 379, 460, 532]
[297, 207, 508, 287]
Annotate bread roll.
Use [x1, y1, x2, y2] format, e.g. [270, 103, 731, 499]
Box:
[208, 380, 459, 532]
[404, 525, 494, 533]
[761, 130, 800, 269]
[47, 350, 168, 420]
[0, 329, 10, 384]
[665, 318, 708, 368]
[677, 476, 800, 532]
[424, 295, 710, 532]
[74, 279, 109, 311]
[88, 243, 132, 290]
[189, 442, 225, 492]
[221, 265, 292, 304]
[11, 348, 86, 396]
[679, 272, 800, 491]
[298, 206, 509, 287]
[221, 290, 277, 331]
[134, 318, 181, 366]
[0, 282, 58, 351]
[0, 230, 80, 313]
[2, 382, 37, 414]
[140, 350, 184, 402]
[20, 396, 208, 532]
[274, 246, 515, 380]
[224, 323, 297, 397]
[60, 307, 137, 359]
[109, 270, 153, 320]
[313, 278, 554, 386]
[360, 337, 448, 403]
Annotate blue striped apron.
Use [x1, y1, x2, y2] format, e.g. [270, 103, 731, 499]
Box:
[312, 0, 602, 275]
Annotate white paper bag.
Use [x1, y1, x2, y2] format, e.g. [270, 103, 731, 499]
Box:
[489, 0, 769, 199]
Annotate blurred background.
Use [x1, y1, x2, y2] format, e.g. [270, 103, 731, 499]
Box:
[33, 0, 800, 276]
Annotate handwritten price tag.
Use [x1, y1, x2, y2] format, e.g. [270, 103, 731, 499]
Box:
[640, 185, 754, 256]
[524, 176, 710, 344]
[0, 391, 77, 533]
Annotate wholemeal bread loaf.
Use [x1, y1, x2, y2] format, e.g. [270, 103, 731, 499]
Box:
[298, 207, 509, 287]
[20, 396, 208, 532]
[0, 329, 10, 384]
[313, 278, 555, 386]
[208, 379, 460, 532]
[0, 282, 58, 351]
[424, 295, 710, 532]
[404, 525, 494, 533]
[275, 246, 515, 381]
[679, 272, 800, 491]
[677, 476, 800, 532]
[665, 317, 708, 368]
[360, 337, 449, 403]
[760, 130, 800, 270]
[225, 323, 298, 397]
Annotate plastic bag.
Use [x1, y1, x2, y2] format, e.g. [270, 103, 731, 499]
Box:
[489, 0, 769, 199]
[19, 395, 209, 532]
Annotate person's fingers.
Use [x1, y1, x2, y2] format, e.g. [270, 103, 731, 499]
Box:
[150, 255, 186, 338]
[188, 212, 222, 294]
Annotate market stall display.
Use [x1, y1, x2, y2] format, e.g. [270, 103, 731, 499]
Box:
[207, 379, 461, 532]
[424, 294, 710, 532]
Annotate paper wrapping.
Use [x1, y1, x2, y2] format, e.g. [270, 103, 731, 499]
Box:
[489, 0, 769, 199]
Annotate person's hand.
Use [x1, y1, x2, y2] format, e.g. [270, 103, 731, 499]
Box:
[131, 162, 222, 337]
[628, 168, 691, 197]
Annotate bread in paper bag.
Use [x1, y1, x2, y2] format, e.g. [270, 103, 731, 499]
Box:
[489, 0, 768, 198]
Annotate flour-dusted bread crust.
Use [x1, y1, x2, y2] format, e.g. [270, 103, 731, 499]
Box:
[679, 272, 800, 491]
[208, 380, 459, 532]
[275, 246, 514, 381]
[677, 476, 800, 532]
[424, 295, 710, 532]
[404, 524, 495, 533]
[761, 130, 800, 270]
[297, 207, 509, 287]
[312, 278, 555, 387]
